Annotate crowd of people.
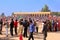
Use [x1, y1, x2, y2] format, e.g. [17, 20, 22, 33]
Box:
[0, 18, 38, 40]
[0, 16, 60, 40]
[43, 19, 60, 32]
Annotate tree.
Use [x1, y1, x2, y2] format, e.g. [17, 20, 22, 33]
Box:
[52, 12, 60, 16]
[58, 12, 60, 16]
[1, 13, 5, 16]
[41, 5, 50, 12]
[12, 12, 14, 15]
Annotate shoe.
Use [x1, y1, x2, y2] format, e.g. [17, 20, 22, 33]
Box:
[11, 35, 13, 36]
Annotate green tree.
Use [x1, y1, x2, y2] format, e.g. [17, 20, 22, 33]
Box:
[12, 12, 14, 15]
[41, 5, 50, 12]
[57, 12, 60, 16]
[1, 13, 5, 16]
[52, 12, 60, 16]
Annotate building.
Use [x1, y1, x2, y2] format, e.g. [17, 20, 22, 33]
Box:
[12, 12, 51, 20]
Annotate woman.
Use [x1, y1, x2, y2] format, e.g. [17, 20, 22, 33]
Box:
[18, 19, 23, 40]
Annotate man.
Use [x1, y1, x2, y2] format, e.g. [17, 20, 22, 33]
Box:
[34, 21, 38, 33]
[10, 19, 14, 36]
[0, 19, 3, 34]
[14, 19, 18, 35]
[42, 21, 48, 40]
[54, 21, 57, 31]
[23, 19, 29, 38]
[5, 20, 9, 37]
[28, 20, 35, 40]
[48, 20, 52, 31]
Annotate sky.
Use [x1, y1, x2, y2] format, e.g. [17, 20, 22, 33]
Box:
[0, 0, 60, 16]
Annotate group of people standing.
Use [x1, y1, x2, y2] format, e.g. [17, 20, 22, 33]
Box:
[0, 18, 18, 37]
[18, 18, 37, 40]
[41, 19, 60, 40]
[0, 18, 38, 40]
[10, 18, 38, 40]
[10, 19, 18, 36]
[44, 19, 60, 32]
[1, 17, 60, 40]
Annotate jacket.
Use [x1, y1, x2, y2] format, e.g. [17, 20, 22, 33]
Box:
[14, 21, 18, 27]
[29, 23, 35, 32]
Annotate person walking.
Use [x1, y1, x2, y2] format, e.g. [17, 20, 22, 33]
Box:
[28, 20, 35, 40]
[0, 19, 3, 35]
[10, 19, 14, 36]
[14, 19, 18, 35]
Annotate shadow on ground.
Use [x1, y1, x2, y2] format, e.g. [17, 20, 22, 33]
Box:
[34, 36, 44, 39]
